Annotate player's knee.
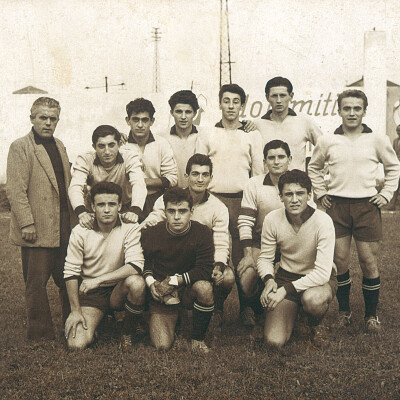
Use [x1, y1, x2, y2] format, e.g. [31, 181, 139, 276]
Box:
[151, 333, 174, 351]
[124, 274, 146, 296]
[302, 290, 328, 315]
[221, 268, 235, 289]
[67, 331, 93, 351]
[264, 333, 286, 348]
[240, 268, 258, 297]
[192, 280, 214, 304]
[154, 341, 173, 351]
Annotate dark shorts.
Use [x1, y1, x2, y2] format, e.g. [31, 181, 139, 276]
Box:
[79, 285, 116, 314]
[327, 196, 382, 242]
[275, 268, 337, 305]
[212, 193, 242, 240]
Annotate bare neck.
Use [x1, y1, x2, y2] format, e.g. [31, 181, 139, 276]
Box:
[221, 117, 242, 130]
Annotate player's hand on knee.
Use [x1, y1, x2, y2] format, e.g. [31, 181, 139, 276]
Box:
[121, 211, 139, 224]
[211, 266, 224, 286]
[65, 311, 87, 339]
[78, 212, 95, 229]
[237, 255, 255, 278]
[21, 224, 37, 242]
[320, 195, 332, 209]
[260, 279, 277, 308]
[150, 282, 163, 302]
[266, 287, 286, 311]
[369, 194, 388, 208]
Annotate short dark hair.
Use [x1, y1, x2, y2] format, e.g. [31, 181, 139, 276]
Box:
[186, 153, 213, 175]
[263, 140, 291, 159]
[168, 90, 199, 113]
[218, 84, 246, 104]
[278, 169, 312, 194]
[126, 98, 156, 119]
[265, 77, 293, 97]
[92, 125, 121, 145]
[90, 181, 122, 203]
[163, 187, 193, 209]
[337, 89, 368, 110]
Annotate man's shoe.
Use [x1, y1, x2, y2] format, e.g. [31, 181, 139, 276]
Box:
[240, 307, 255, 327]
[191, 339, 210, 354]
[310, 325, 329, 347]
[120, 334, 132, 349]
[135, 319, 148, 337]
[295, 311, 311, 338]
[365, 316, 381, 333]
[337, 311, 352, 327]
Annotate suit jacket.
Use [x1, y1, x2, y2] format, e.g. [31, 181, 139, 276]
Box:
[6, 130, 72, 247]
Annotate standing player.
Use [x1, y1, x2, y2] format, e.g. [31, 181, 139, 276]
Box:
[141, 187, 215, 353]
[124, 98, 178, 218]
[64, 182, 145, 349]
[197, 83, 264, 326]
[142, 154, 234, 328]
[387, 125, 400, 210]
[167, 90, 257, 188]
[68, 125, 146, 228]
[167, 90, 203, 188]
[237, 140, 292, 325]
[256, 77, 322, 171]
[308, 89, 400, 331]
[257, 170, 336, 347]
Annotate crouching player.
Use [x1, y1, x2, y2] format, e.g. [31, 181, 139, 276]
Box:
[257, 170, 337, 347]
[64, 182, 146, 349]
[141, 187, 215, 353]
[142, 154, 234, 329]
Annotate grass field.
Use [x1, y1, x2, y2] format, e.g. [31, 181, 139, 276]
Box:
[1, 210, 400, 400]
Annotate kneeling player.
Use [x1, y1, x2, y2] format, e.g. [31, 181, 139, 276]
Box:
[142, 154, 234, 329]
[257, 170, 336, 347]
[141, 187, 215, 353]
[64, 182, 145, 349]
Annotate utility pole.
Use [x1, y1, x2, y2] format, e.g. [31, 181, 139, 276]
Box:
[84, 76, 125, 93]
[152, 27, 161, 93]
[220, 0, 234, 88]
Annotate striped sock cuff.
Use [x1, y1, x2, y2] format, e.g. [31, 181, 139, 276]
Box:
[124, 300, 145, 315]
[362, 276, 381, 291]
[337, 270, 351, 287]
[193, 302, 214, 313]
[183, 272, 191, 286]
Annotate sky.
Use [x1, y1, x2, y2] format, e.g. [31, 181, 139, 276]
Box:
[1, 0, 399, 94]
[1, 0, 400, 181]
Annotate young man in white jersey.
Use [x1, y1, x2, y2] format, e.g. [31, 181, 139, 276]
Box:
[256, 77, 322, 171]
[308, 89, 400, 332]
[257, 170, 337, 347]
[64, 182, 145, 349]
[197, 83, 264, 326]
[237, 140, 292, 325]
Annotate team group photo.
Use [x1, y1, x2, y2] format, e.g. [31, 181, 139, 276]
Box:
[1, 1, 400, 399]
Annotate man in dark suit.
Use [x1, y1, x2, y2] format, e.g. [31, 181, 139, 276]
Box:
[6, 97, 72, 340]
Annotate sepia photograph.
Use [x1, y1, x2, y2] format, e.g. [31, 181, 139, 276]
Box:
[1, 1, 400, 399]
